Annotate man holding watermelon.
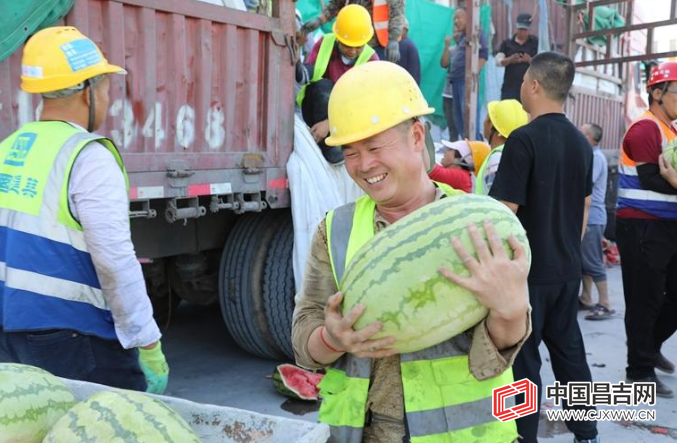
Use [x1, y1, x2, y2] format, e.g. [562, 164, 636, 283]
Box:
[615, 61, 677, 398]
[292, 61, 531, 443]
[0, 28, 168, 394]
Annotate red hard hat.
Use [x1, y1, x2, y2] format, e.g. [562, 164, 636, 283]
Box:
[647, 62, 677, 87]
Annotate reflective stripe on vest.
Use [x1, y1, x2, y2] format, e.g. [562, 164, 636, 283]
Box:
[372, 0, 390, 47]
[0, 121, 127, 339]
[617, 111, 677, 219]
[475, 145, 504, 196]
[320, 182, 518, 443]
[296, 34, 376, 107]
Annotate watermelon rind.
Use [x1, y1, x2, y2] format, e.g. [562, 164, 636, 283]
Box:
[42, 390, 203, 443]
[663, 141, 677, 170]
[272, 364, 323, 401]
[0, 363, 76, 443]
[340, 194, 531, 354]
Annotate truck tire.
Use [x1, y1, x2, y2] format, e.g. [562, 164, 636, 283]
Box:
[263, 213, 296, 360]
[219, 211, 287, 360]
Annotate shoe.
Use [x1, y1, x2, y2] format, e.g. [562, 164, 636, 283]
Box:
[626, 375, 674, 398]
[585, 304, 614, 321]
[655, 353, 675, 374]
[320, 146, 344, 165]
[574, 438, 600, 443]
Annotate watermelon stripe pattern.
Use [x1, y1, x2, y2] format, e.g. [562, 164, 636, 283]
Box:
[0, 363, 76, 443]
[43, 390, 203, 443]
[340, 194, 531, 353]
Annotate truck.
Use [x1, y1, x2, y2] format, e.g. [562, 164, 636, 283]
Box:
[0, 0, 299, 360]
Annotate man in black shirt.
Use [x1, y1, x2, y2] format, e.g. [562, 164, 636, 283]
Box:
[496, 13, 539, 101]
[490, 52, 599, 443]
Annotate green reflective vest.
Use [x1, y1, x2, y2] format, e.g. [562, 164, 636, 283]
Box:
[474, 144, 504, 196]
[0, 121, 128, 339]
[321, 182, 518, 443]
[296, 34, 375, 107]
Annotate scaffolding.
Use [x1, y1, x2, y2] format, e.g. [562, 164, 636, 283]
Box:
[566, 0, 677, 68]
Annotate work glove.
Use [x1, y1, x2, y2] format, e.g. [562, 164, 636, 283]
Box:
[424, 121, 436, 174]
[139, 341, 169, 395]
[386, 40, 401, 63]
[300, 18, 322, 36]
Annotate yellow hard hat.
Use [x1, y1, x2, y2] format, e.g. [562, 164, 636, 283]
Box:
[21, 26, 126, 94]
[467, 140, 490, 176]
[326, 61, 434, 146]
[332, 4, 374, 47]
[487, 99, 529, 138]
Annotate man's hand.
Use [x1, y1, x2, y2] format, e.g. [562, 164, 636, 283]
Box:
[386, 40, 401, 63]
[300, 17, 322, 36]
[519, 53, 532, 64]
[439, 221, 529, 320]
[659, 154, 677, 189]
[444, 36, 453, 47]
[504, 54, 520, 65]
[310, 119, 330, 142]
[324, 292, 397, 359]
[139, 341, 169, 395]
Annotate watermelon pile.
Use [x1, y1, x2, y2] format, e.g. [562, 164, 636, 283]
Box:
[0, 363, 76, 443]
[43, 390, 203, 443]
[272, 364, 324, 401]
[0, 363, 204, 443]
[340, 194, 531, 353]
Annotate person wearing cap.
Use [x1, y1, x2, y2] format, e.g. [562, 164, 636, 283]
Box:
[489, 52, 599, 443]
[296, 4, 379, 165]
[299, 0, 406, 64]
[0, 27, 167, 394]
[616, 61, 677, 397]
[292, 61, 531, 443]
[496, 13, 539, 102]
[430, 139, 490, 193]
[475, 99, 529, 195]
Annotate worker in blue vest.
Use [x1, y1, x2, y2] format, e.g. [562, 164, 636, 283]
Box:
[296, 4, 379, 165]
[0, 27, 168, 393]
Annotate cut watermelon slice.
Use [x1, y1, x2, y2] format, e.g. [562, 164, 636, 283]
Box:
[272, 364, 324, 401]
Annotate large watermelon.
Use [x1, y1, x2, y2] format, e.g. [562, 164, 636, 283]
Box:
[272, 364, 324, 401]
[43, 390, 203, 443]
[340, 194, 531, 353]
[0, 363, 76, 443]
[664, 138, 677, 170]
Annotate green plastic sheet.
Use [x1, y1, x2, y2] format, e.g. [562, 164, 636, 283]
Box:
[295, 0, 491, 129]
[0, 0, 76, 62]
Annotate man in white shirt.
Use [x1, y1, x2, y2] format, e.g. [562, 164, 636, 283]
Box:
[0, 26, 167, 393]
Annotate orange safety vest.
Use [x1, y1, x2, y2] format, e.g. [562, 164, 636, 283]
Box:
[372, 0, 390, 47]
[617, 110, 677, 219]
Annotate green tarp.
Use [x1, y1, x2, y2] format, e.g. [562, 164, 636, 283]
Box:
[0, 0, 76, 62]
[295, 0, 491, 128]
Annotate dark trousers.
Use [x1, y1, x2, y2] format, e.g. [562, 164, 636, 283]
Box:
[451, 78, 482, 140]
[0, 328, 146, 391]
[514, 280, 598, 443]
[301, 78, 334, 150]
[615, 218, 677, 379]
[442, 96, 459, 142]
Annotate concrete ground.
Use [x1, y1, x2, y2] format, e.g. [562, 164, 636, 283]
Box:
[2, 265, 675, 442]
[160, 264, 677, 442]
